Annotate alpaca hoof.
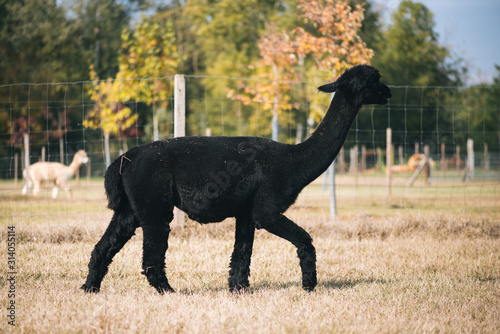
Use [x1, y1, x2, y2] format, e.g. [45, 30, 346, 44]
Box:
[155, 285, 175, 294]
[229, 284, 249, 294]
[302, 285, 316, 292]
[81, 284, 100, 294]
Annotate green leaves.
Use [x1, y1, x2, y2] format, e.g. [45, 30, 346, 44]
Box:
[372, 0, 461, 87]
[116, 16, 180, 106]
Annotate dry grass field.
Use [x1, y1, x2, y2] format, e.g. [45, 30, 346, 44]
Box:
[1, 176, 499, 333]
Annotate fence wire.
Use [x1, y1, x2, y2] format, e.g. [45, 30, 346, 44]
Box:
[0, 76, 499, 222]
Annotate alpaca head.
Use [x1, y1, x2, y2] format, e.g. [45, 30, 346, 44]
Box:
[318, 65, 391, 105]
[75, 150, 89, 164]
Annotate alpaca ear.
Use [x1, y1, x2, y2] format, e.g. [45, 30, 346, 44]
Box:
[317, 82, 338, 93]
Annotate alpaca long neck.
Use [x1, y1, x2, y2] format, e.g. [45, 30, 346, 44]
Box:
[294, 91, 360, 187]
[68, 156, 82, 176]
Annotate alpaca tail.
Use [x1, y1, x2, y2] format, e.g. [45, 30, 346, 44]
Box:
[104, 157, 126, 211]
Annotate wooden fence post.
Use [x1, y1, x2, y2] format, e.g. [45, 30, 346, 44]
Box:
[377, 147, 383, 171]
[41, 146, 45, 162]
[484, 143, 489, 175]
[386, 128, 392, 197]
[173, 74, 186, 226]
[295, 123, 303, 144]
[87, 158, 91, 184]
[398, 145, 403, 165]
[361, 145, 366, 172]
[338, 146, 345, 173]
[329, 161, 337, 220]
[464, 139, 474, 181]
[440, 142, 446, 178]
[349, 145, 358, 174]
[424, 145, 431, 184]
[14, 153, 18, 186]
[24, 133, 30, 194]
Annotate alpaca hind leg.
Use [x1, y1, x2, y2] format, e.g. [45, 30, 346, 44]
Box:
[81, 207, 139, 293]
[22, 172, 31, 195]
[229, 216, 255, 292]
[258, 214, 317, 291]
[126, 172, 175, 293]
[33, 181, 41, 196]
[141, 220, 174, 294]
[52, 186, 59, 199]
[22, 183, 29, 195]
[63, 185, 72, 199]
[57, 179, 72, 199]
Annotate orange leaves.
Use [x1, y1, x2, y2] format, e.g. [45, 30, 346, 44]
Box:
[295, 0, 373, 78]
[258, 25, 298, 80]
[229, 0, 373, 123]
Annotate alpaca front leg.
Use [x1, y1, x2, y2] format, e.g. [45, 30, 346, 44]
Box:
[259, 214, 317, 291]
[52, 186, 59, 199]
[229, 216, 255, 292]
[33, 181, 41, 196]
[63, 186, 72, 199]
[57, 179, 72, 199]
[22, 178, 32, 195]
[81, 210, 139, 293]
[21, 184, 29, 195]
[141, 224, 174, 294]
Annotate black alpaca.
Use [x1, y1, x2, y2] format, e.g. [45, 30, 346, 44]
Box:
[81, 65, 391, 294]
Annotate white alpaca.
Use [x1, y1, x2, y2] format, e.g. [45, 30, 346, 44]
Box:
[22, 150, 89, 199]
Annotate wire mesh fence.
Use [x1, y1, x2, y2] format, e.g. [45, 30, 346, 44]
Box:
[1, 75, 499, 222]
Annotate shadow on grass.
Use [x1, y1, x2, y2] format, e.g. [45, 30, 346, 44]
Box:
[319, 277, 391, 290]
[90, 277, 394, 296]
[248, 277, 392, 292]
[174, 277, 392, 295]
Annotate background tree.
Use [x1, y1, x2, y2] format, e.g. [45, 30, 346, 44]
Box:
[84, 13, 180, 165]
[228, 24, 299, 140]
[115, 14, 180, 141]
[372, 0, 462, 87]
[0, 0, 72, 84]
[2, 0, 483, 163]
[185, 0, 281, 78]
[359, 0, 467, 153]
[229, 0, 373, 140]
[293, 0, 374, 126]
[453, 65, 500, 152]
[43, 107, 71, 163]
[0, 0, 76, 145]
[68, 0, 137, 79]
[182, 0, 287, 138]
[84, 66, 138, 167]
[349, 0, 382, 53]
[0, 0, 140, 158]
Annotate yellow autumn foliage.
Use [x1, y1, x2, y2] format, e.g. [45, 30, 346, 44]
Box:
[84, 65, 138, 135]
